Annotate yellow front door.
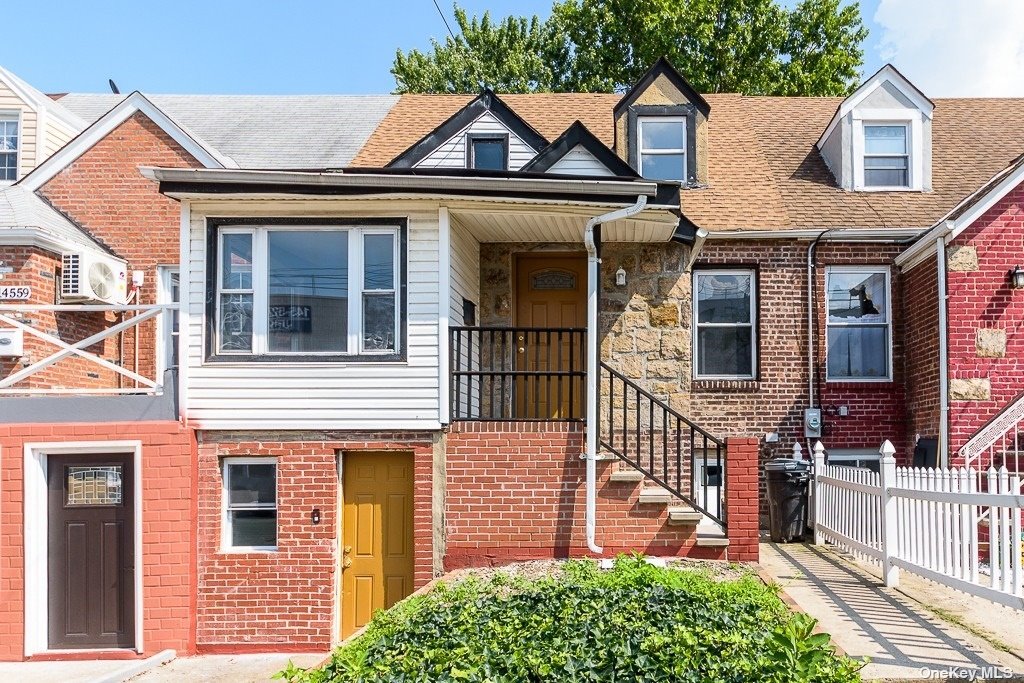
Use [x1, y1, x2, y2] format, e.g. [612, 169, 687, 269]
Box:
[341, 451, 414, 639]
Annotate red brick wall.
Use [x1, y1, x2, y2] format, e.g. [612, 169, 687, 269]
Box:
[946, 185, 1024, 456]
[444, 422, 759, 567]
[195, 431, 435, 651]
[0, 421, 194, 661]
[37, 111, 200, 384]
[688, 241, 910, 508]
[902, 257, 940, 455]
[0, 246, 114, 389]
[724, 437, 759, 562]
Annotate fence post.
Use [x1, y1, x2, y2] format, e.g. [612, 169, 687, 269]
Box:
[813, 441, 826, 545]
[880, 439, 899, 588]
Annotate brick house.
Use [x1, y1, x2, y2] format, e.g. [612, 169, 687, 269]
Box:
[1, 58, 1023, 658]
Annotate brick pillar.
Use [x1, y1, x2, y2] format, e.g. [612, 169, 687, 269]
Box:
[725, 437, 760, 562]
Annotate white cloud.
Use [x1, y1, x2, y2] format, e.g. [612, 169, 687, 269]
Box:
[874, 0, 1024, 96]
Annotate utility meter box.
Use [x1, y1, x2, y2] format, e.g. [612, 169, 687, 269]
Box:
[804, 408, 822, 438]
[0, 328, 24, 357]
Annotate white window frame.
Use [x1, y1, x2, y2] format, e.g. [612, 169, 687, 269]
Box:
[637, 115, 687, 181]
[826, 448, 881, 472]
[222, 456, 278, 552]
[852, 109, 923, 191]
[825, 265, 892, 383]
[156, 265, 179, 378]
[214, 224, 401, 357]
[692, 268, 757, 380]
[0, 111, 20, 185]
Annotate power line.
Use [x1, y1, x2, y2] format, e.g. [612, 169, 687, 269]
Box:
[432, 0, 458, 42]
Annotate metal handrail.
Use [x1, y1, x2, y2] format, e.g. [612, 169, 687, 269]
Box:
[599, 361, 727, 527]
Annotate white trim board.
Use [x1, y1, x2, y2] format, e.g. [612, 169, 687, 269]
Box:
[23, 440, 145, 657]
[19, 92, 236, 192]
[897, 156, 1024, 271]
[817, 64, 933, 149]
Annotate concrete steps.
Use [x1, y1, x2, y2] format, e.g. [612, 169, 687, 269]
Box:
[610, 467, 729, 548]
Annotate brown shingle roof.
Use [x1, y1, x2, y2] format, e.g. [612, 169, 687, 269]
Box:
[352, 92, 1024, 232]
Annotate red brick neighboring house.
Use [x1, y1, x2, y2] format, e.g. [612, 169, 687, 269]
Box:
[2, 57, 1024, 660]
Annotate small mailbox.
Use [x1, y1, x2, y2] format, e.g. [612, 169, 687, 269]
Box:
[0, 328, 24, 357]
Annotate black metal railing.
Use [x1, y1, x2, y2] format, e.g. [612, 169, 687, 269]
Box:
[599, 362, 726, 527]
[450, 326, 586, 421]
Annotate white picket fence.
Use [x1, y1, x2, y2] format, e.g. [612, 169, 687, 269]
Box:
[812, 441, 1024, 610]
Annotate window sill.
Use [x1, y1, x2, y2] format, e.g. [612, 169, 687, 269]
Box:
[825, 379, 893, 388]
[692, 379, 760, 392]
[205, 354, 406, 365]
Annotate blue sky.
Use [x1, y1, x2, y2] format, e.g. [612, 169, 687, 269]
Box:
[2, 1, 1022, 97]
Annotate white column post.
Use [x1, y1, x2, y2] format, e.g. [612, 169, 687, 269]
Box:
[880, 439, 900, 587]
[813, 441, 826, 545]
[792, 441, 803, 461]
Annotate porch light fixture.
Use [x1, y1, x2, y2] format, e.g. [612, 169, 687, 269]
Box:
[1010, 265, 1024, 290]
[615, 267, 627, 287]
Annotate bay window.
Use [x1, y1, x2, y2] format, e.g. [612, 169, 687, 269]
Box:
[693, 269, 756, 379]
[214, 223, 402, 358]
[826, 267, 891, 381]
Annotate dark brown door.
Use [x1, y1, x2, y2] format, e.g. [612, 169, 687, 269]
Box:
[48, 453, 135, 649]
[514, 254, 587, 418]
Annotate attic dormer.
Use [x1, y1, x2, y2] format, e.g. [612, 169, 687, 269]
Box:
[387, 89, 548, 171]
[613, 57, 711, 186]
[817, 65, 934, 192]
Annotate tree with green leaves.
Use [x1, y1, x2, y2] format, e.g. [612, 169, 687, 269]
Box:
[392, 0, 867, 96]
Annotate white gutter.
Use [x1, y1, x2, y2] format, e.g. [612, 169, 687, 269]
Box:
[937, 236, 950, 467]
[684, 228, 709, 270]
[583, 194, 648, 554]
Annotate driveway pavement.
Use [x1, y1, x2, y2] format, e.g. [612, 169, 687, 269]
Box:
[761, 541, 1024, 681]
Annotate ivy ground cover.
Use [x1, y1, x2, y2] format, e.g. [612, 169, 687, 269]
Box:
[280, 555, 861, 683]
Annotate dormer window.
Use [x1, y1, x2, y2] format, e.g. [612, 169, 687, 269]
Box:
[467, 134, 508, 171]
[863, 124, 909, 188]
[637, 116, 686, 182]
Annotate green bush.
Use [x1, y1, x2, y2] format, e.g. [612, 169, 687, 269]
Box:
[278, 555, 862, 683]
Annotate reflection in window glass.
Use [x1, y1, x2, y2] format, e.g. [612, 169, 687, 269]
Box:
[694, 271, 756, 378]
[864, 125, 909, 187]
[268, 231, 348, 353]
[66, 466, 122, 506]
[221, 234, 252, 289]
[224, 461, 277, 549]
[638, 116, 686, 182]
[826, 269, 890, 379]
[362, 233, 396, 352]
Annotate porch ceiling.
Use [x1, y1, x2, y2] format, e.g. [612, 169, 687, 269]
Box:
[449, 203, 679, 243]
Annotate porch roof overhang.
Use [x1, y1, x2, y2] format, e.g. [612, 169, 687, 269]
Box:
[143, 166, 696, 244]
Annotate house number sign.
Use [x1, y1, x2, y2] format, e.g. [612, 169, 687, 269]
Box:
[0, 286, 31, 300]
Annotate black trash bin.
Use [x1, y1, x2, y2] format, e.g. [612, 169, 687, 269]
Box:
[764, 459, 810, 542]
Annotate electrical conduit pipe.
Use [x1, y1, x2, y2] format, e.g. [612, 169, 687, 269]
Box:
[583, 194, 648, 554]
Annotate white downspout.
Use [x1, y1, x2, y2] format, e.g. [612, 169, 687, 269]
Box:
[583, 194, 648, 554]
[937, 234, 950, 467]
[684, 228, 709, 271]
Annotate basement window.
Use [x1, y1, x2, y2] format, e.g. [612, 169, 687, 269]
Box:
[223, 458, 277, 551]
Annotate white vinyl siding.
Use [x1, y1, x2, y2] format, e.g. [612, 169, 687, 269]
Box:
[416, 112, 537, 171]
[184, 200, 442, 430]
[0, 79, 35, 179]
[449, 221, 481, 417]
[45, 116, 78, 156]
[547, 145, 615, 176]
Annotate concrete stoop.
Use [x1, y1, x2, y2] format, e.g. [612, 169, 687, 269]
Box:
[609, 463, 728, 549]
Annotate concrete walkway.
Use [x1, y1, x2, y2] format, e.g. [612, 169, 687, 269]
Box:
[129, 653, 325, 683]
[0, 652, 324, 683]
[761, 541, 1024, 681]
